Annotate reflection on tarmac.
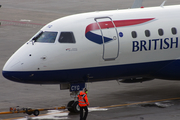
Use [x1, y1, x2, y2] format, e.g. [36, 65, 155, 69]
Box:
[15, 107, 108, 120]
[6, 97, 180, 120]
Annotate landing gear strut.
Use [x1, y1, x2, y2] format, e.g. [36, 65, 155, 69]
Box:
[67, 91, 80, 113]
[60, 83, 85, 113]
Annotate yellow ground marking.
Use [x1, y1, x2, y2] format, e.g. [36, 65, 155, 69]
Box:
[1, 106, 66, 120]
[99, 97, 180, 109]
[2, 97, 180, 120]
[0, 106, 66, 115]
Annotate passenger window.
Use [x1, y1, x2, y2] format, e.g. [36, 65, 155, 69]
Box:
[131, 31, 137, 38]
[145, 30, 150, 37]
[33, 31, 58, 43]
[158, 29, 164, 36]
[171, 27, 177, 35]
[59, 32, 76, 43]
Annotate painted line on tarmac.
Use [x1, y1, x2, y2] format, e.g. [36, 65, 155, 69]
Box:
[3, 117, 26, 120]
[0, 19, 45, 27]
[99, 97, 180, 109]
[2, 97, 180, 120]
[2, 110, 69, 120]
[0, 106, 66, 115]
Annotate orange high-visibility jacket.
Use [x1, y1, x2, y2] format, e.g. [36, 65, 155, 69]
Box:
[78, 91, 89, 107]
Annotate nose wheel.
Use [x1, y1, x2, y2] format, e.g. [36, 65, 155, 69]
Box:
[67, 100, 80, 113]
[60, 83, 85, 113]
[67, 91, 80, 113]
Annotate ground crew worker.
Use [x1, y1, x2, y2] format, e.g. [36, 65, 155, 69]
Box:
[78, 88, 89, 120]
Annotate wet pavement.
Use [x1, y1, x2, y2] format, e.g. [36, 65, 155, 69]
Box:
[2, 99, 180, 120]
[1, 0, 180, 120]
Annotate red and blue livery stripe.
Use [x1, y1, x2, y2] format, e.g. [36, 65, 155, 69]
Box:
[85, 18, 155, 44]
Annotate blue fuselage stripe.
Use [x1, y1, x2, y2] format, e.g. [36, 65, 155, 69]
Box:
[2, 60, 178, 84]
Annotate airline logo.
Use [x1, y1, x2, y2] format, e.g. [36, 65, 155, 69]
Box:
[133, 37, 178, 52]
[85, 18, 155, 44]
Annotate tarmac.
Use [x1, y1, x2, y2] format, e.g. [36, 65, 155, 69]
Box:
[1, 0, 180, 119]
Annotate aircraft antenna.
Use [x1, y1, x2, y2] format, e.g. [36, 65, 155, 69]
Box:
[160, 1, 166, 7]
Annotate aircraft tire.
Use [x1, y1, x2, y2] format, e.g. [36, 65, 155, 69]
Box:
[67, 100, 75, 112]
[72, 101, 80, 113]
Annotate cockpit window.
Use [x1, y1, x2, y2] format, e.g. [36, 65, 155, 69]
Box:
[58, 32, 76, 43]
[33, 31, 58, 43]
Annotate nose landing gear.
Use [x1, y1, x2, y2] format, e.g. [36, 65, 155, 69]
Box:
[60, 83, 85, 113]
[67, 91, 80, 113]
[67, 101, 80, 113]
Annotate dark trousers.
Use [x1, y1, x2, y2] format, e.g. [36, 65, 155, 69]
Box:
[80, 106, 88, 120]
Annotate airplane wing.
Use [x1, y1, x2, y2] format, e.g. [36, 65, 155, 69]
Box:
[131, 0, 143, 8]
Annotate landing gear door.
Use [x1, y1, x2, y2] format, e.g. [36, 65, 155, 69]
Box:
[95, 17, 119, 61]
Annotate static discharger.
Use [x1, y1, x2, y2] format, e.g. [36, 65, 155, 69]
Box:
[0, 106, 66, 116]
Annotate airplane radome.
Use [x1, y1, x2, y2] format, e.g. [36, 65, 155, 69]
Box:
[2, 4, 180, 112]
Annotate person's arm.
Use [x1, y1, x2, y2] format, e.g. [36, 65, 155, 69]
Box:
[84, 95, 89, 106]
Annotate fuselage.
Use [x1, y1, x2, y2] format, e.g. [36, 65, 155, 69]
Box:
[2, 5, 180, 84]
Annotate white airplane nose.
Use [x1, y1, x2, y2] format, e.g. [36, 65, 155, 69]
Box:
[3, 58, 23, 71]
[2, 55, 25, 82]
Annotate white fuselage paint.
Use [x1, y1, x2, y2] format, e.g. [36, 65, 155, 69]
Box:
[2, 5, 180, 83]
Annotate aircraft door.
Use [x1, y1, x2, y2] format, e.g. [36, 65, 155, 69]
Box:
[95, 17, 119, 61]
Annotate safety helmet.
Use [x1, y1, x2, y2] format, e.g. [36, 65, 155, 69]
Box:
[83, 88, 88, 93]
